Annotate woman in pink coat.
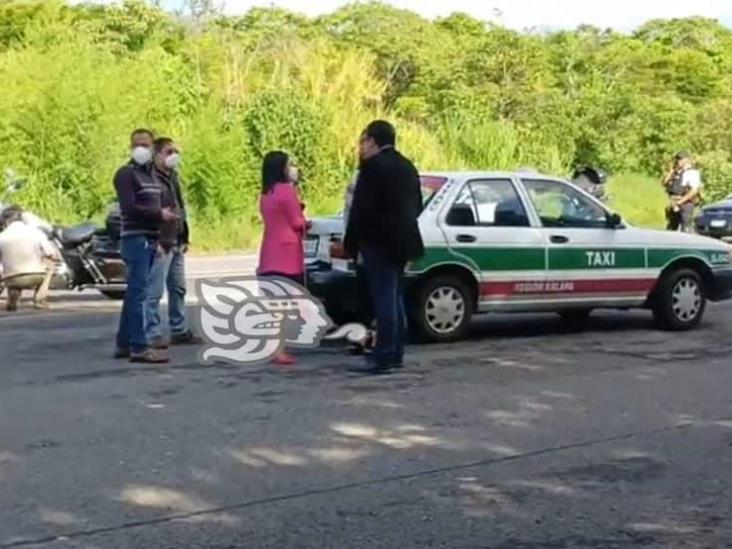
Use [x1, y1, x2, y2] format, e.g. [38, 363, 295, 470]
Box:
[257, 151, 308, 366]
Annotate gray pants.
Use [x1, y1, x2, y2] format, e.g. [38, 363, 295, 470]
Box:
[2, 266, 54, 311]
[666, 203, 695, 233]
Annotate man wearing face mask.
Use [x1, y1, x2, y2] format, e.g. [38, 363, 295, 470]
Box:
[113, 129, 177, 364]
[144, 137, 202, 349]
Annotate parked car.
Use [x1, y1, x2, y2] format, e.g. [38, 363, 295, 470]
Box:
[695, 194, 732, 243]
[305, 171, 732, 342]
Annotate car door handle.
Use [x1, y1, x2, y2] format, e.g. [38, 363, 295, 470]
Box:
[550, 235, 569, 244]
[456, 234, 477, 243]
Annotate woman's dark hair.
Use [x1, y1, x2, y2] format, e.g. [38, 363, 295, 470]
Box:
[262, 151, 289, 194]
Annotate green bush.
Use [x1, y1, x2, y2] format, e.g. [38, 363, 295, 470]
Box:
[696, 150, 732, 203]
[607, 173, 667, 228]
[0, 3, 730, 252]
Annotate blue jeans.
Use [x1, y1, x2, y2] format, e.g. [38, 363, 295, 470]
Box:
[116, 236, 156, 353]
[361, 246, 407, 367]
[167, 247, 188, 336]
[144, 246, 188, 342]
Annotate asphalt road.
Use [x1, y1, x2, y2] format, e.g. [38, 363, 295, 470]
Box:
[1, 268, 731, 548]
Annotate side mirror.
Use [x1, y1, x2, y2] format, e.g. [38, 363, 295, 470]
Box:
[606, 212, 622, 228]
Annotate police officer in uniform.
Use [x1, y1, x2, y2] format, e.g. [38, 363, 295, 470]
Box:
[663, 152, 703, 233]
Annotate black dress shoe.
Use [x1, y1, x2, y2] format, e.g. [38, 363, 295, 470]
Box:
[347, 363, 394, 375]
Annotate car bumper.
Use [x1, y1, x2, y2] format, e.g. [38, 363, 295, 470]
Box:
[306, 263, 421, 323]
[695, 215, 732, 241]
[708, 268, 732, 302]
[306, 264, 361, 324]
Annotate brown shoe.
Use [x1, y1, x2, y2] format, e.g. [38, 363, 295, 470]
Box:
[129, 349, 170, 364]
[149, 338, 169, 350]
[171, 331, 203, 346]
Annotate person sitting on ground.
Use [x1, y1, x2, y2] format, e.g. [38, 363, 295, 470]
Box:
[0, 207, 60, 311]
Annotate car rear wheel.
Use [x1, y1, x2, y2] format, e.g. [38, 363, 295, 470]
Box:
[652, 268, 706, 331]
[410, 275, 474, 343]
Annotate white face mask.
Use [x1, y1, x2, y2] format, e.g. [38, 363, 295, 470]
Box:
[131, 146, 152, 165]
[287, 165, 299, 184]
[164, 153, 181, 170]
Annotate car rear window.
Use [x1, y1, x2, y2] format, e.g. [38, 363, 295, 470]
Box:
[420, 175, 448, 208]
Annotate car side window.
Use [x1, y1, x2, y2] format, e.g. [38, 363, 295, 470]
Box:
[523, 179, 608, 229]
[446, 179, 529, 227]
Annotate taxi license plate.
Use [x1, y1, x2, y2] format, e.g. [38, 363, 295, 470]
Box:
[711, 219, 727, 228]
[303, 238, 318, 256]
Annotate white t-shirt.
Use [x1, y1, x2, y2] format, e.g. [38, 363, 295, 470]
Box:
[682, 169, 702, 191]
[0, 221, 57, 279]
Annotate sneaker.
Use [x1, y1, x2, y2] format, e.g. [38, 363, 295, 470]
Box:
[129, 349, 170, 364]
[33, 301, 50, 310]
[171, 331, 203, 346]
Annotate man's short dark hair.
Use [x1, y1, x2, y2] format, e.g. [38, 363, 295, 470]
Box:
[154, 137, 174, 154]
[130, 128, 154, 141]
[364, 120, 396, 148]
[674, 151, 692, 161]
[0, 204, 23, 228]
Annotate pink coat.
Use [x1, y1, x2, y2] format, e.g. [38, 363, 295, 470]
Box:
[257, 182, 307, 276]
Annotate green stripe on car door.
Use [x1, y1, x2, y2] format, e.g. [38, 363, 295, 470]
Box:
[414, 246, 544, 272]
[549, 248, 646, 270]
[412, 245, 723, 278]
[647, 249, 716, 268]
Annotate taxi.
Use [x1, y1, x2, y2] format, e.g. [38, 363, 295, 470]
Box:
[306, 171, 732, 342]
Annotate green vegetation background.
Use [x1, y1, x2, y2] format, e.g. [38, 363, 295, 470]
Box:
[1, 1, 731, 250]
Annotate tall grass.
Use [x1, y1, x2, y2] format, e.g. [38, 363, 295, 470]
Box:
[607, 173, 667, 228]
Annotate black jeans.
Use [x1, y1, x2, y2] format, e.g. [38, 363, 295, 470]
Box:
[666, 203, 695, 232]
[355, 263, 375, 327]
[361, 246, 406, 367]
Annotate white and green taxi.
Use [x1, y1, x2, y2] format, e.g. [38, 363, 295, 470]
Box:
[305, 171, 732, 342]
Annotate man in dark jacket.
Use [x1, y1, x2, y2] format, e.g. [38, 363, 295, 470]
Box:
[113, 129, 177, 364]
[144, 137, 202, 349]
[344, 120, 424, 373]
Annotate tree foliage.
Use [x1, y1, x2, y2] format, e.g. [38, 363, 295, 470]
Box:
[1, 1, 731, 248]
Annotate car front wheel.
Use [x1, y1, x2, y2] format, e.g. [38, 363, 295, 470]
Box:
[652, 268, 706, 331]
[410, 275, 474, 343]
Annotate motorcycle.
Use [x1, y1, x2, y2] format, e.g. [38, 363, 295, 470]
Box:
[0, 169, 126, 300]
